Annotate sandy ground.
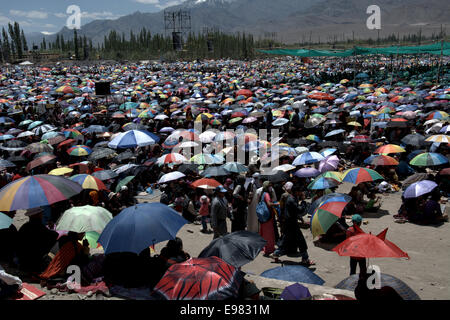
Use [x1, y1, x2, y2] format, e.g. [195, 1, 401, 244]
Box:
[8, 183, 450, 300]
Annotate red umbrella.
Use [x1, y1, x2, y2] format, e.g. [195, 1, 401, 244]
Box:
[351, 135, 372, 143]
[152, 256, 243, 300]
[308, 92, 336, 101]
[236, 89, 253, 98]
[332, 228, 409, 259]
[57, 139, 76, 149]
[191, 178, 221, 190]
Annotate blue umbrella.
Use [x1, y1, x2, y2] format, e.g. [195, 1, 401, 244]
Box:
[320, 148, 337, 158]
[98, 203, 189, 254]
[335, 273, 420, 300]
[280, 283, 312, 300]
[0, 212, 13, 230]
[325, 129, 346, 138]
[108, 130, 159, 149]
[292, 152, 324, 166]
[260, 265, 325, 285]
[403, 180, 438, 198]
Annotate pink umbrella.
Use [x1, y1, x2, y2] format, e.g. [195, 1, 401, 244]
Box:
[242, 117, 257, 124]
[319, 155, 340, 173]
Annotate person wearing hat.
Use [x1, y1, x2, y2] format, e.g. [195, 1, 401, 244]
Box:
[346, 214, 367, 276]
[210, 185, 229, 239]
[16, 207, 59, 273]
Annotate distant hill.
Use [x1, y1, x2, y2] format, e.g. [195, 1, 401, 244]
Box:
[26, 0, 449, 46]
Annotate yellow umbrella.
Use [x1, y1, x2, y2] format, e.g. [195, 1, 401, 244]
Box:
[347, 121, 362, 127]
[49, 167, 74, 176]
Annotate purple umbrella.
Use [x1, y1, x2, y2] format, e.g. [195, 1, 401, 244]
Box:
[403, 180, 438, 199]
[280, 283, 312, 300]
[319, 155, 340, 173]
[295, 167, 320, 178]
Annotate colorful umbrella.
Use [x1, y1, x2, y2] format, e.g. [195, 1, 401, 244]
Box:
[153, 256, 243, 300]
[67, 145, 92, 156]
[70, 174, 108, 191]
[0, 175, 82, 211]
[311, 194, 352, 238]
[332, 228, 409, 259]
[56, 205, 113, 234]
[98, 203, 188, 254]
[341, 167, 384, 184]
[409, 152, 448, 167]
[425, 135, 450, 144]
[156, 153, 187, 165]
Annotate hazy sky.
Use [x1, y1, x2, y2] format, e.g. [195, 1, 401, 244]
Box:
[0, 0, 185, 34]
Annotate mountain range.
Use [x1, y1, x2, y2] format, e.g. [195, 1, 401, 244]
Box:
[26, 0, 449, 47]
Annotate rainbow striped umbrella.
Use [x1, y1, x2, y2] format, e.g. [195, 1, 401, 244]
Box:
[63, 129, 83, 139]
[409, 152, 448, 167]
[342, 167, 384, 184]
[307, 177, 340, 190]
[426, 111, 449, 120]
[0, 175, 82, 211]
[425, 135, 450, 144]
[311, 195, 352, 238]
[67, 145, 92, 156]
[70, 174, 108, 191]
[374, 144, 406, 154]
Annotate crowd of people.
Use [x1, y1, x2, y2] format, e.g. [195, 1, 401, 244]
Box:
[0, 54, 449, 300]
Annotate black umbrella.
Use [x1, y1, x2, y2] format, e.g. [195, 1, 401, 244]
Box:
[92, 169, 119, 181]
[115, 150, 135, 162]
[7, 156, 27, 163]
[201, 166, 229, 177]
[386, 121, 408, 128]
[335, 273, 420, 300]
[401, 134, 427, 147]
[198, 231, 266, 268]
[177, 163, 199, 175]
[260, 170, 289, 183]
[88, 148, 116, 161]
[0, 140, 27, 151]
[123, 123, 147, 131]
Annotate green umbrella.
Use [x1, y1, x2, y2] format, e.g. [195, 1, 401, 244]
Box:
[56, 205, 113, 234]
[84, 231, 101, 248]
[115, 175, 136, 192]
[229, 117, 243, 124]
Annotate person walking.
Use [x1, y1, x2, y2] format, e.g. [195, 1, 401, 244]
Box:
[210, 186, 229, 239]
[347, 214, 367, 276]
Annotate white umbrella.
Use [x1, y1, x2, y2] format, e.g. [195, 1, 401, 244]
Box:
[272, 164, 296, 172]
[179, 141, 200, 148]
[158, 171, 186, 184]
[199, 130, 218, 143]
[155, 114, 169, 120]
[17, 131, 35, 138]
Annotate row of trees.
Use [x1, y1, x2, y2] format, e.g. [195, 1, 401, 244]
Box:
[39, 27, 261, 61]
[0, 22, 28, 62]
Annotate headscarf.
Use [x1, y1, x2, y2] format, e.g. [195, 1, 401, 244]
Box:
[89, 190, 99, 206]
[262, 181, 271, 191]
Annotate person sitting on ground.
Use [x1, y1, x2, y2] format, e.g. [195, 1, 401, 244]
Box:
[39, 231, 91, 288]
[365, 192, 382, 213]
[159, 237, 190, 269]
[421, 191, 449, 224]
[16, 207, 59, 273]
